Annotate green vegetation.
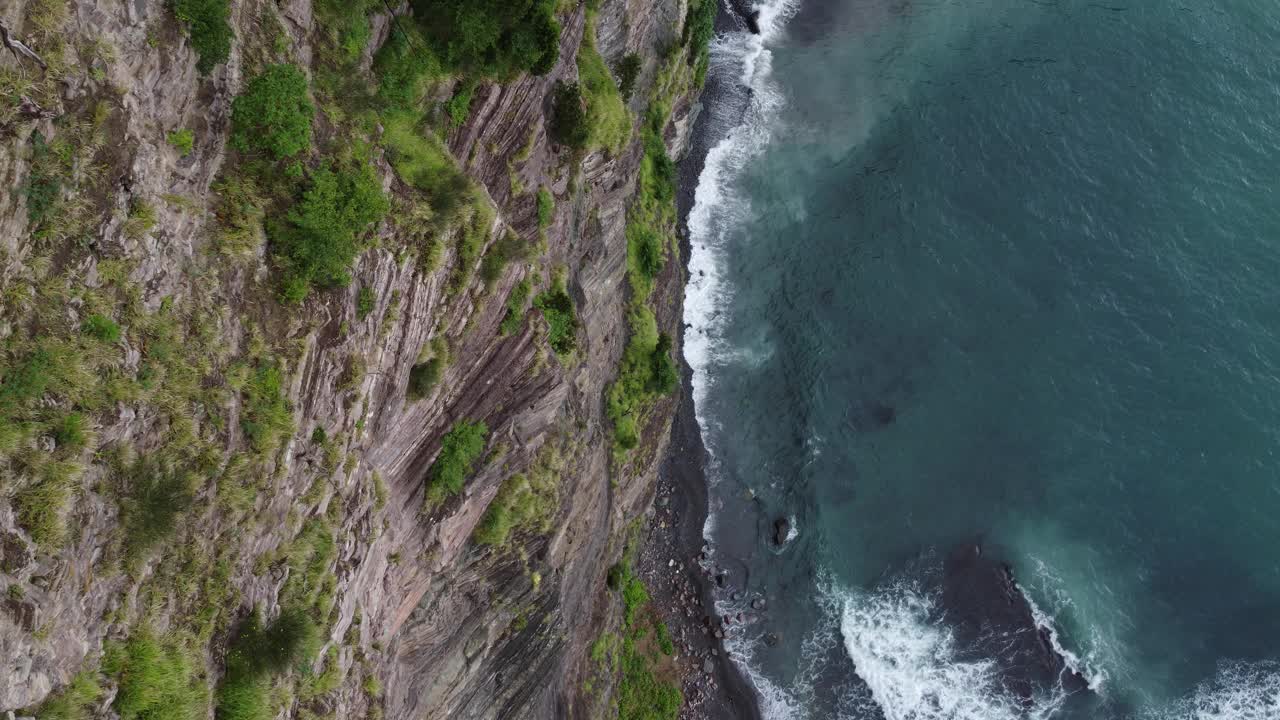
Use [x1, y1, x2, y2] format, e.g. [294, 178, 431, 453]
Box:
[407, 338, 449, 400]
[372, 24, 442, 110]
[31, 670, 102, 720]
[22, 132, 59, 227]
[410, 0, 561, 79]
[617, 53, 642, 98]
[533, 279, 577, 357]
[425, 420, 488, 506]
[684, 0, 717, 85]
[230, 65, 314, 161]
[381, 111, 473, 223]
[217, 608, 318, 720]
[13, 461, 81, 547]
[549, 81, 589, 149]
[168, 128, 196, 156]
[173, 0, 233, 74]
[122, 199, 157, 240]
[357, 285, 376, 320]
[270, 161, 389, 302]
[446, 79, 478, 127]
[117, 456, 195, 565]
[536, 187, 554, 229]
[479, 230, 530, 289]
[50, 412, 90, 452]
[599, 565, 683, 720]
[473, 441, 562, 546]
[498, 278, 532, 336]
[104, 629, 209, 720]
[576, 23, 631, 153]
[606, 105, 682, 453]
[606, 309, 678, 450]
[238, 361, 293, 453]
[82, 314, 121, 343]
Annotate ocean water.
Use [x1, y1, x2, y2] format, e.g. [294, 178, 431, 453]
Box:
[683, 1, 1280, 719]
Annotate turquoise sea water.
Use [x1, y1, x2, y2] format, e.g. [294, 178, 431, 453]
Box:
[685, 1, 1280, 718]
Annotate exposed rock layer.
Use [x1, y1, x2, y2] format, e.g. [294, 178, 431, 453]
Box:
[0, 0, 700, 716]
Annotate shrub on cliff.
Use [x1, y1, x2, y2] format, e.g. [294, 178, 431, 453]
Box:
[425, 420, 489, 505]
[410, 0, 560, 78]
[549, 81, 589, 149]
[534, 282, 578, 357]
[173, 0, 232, 74]
[230, 65, 314, 161]
[607, 309, 678, 450]
[617, 53, 642, 98]
[270, 162, 389, 302]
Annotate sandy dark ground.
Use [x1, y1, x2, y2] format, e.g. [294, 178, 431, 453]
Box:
[631, 378, 763, 720]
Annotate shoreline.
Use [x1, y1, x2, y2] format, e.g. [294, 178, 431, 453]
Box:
[630, 2, 766, 718]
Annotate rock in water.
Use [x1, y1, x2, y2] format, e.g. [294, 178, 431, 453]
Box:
[941, 542, 1089, 702]
[773, 517, 790, 546]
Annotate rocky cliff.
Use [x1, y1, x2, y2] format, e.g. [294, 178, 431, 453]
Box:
[0, 0, 706, 717]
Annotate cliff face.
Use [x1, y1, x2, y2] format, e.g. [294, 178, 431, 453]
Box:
[0, 0, 699, 717]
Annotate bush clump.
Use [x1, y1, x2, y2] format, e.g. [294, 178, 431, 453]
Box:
[607, 309, 678, 450]
[498, 278, 532, 336]
[536, 187, 554, 229]
[425, 420, 488, 504]
[533, 280, 577, 357]
[356, 285, 376, 320]
[173, 0, 233, 74]
[230, 65, 314, 161]
[617, 53, 641, 98]
[410, 0, 560, 78]
[372, 24, 442, 109]
[271, 162, 389, 302]
[30, 670, 102, 720]
[549, 81, 589, 149]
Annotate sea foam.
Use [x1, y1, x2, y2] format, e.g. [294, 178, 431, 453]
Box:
[836, 578, 1059, 720]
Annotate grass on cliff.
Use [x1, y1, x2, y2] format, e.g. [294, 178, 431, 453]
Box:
[30, 669, 102, 720]
[217, 608, 319, 720]
[117, 456, 196, 567]
[498, 278, 533, 336]
[473, 441, 563, 546]
[104, 629, 209, 720]
[606, 104, 681, 455]
[425, 420, 488, 507]
[237, 361, 293, 453]
[577, 22, 631, 154]
[408, 337, 450, 401]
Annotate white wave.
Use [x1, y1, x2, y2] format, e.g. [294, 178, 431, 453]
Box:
[1021, 585, 1107, 694]
[785, 514, 799, 543]
[838, 578, 1072, 720]
[1023, 554, 1115, 695]
[1158, 663, 1280, 720]
[685, 0, 799, 429]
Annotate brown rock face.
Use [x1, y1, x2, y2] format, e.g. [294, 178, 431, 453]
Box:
[0, 0, 701, 716]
